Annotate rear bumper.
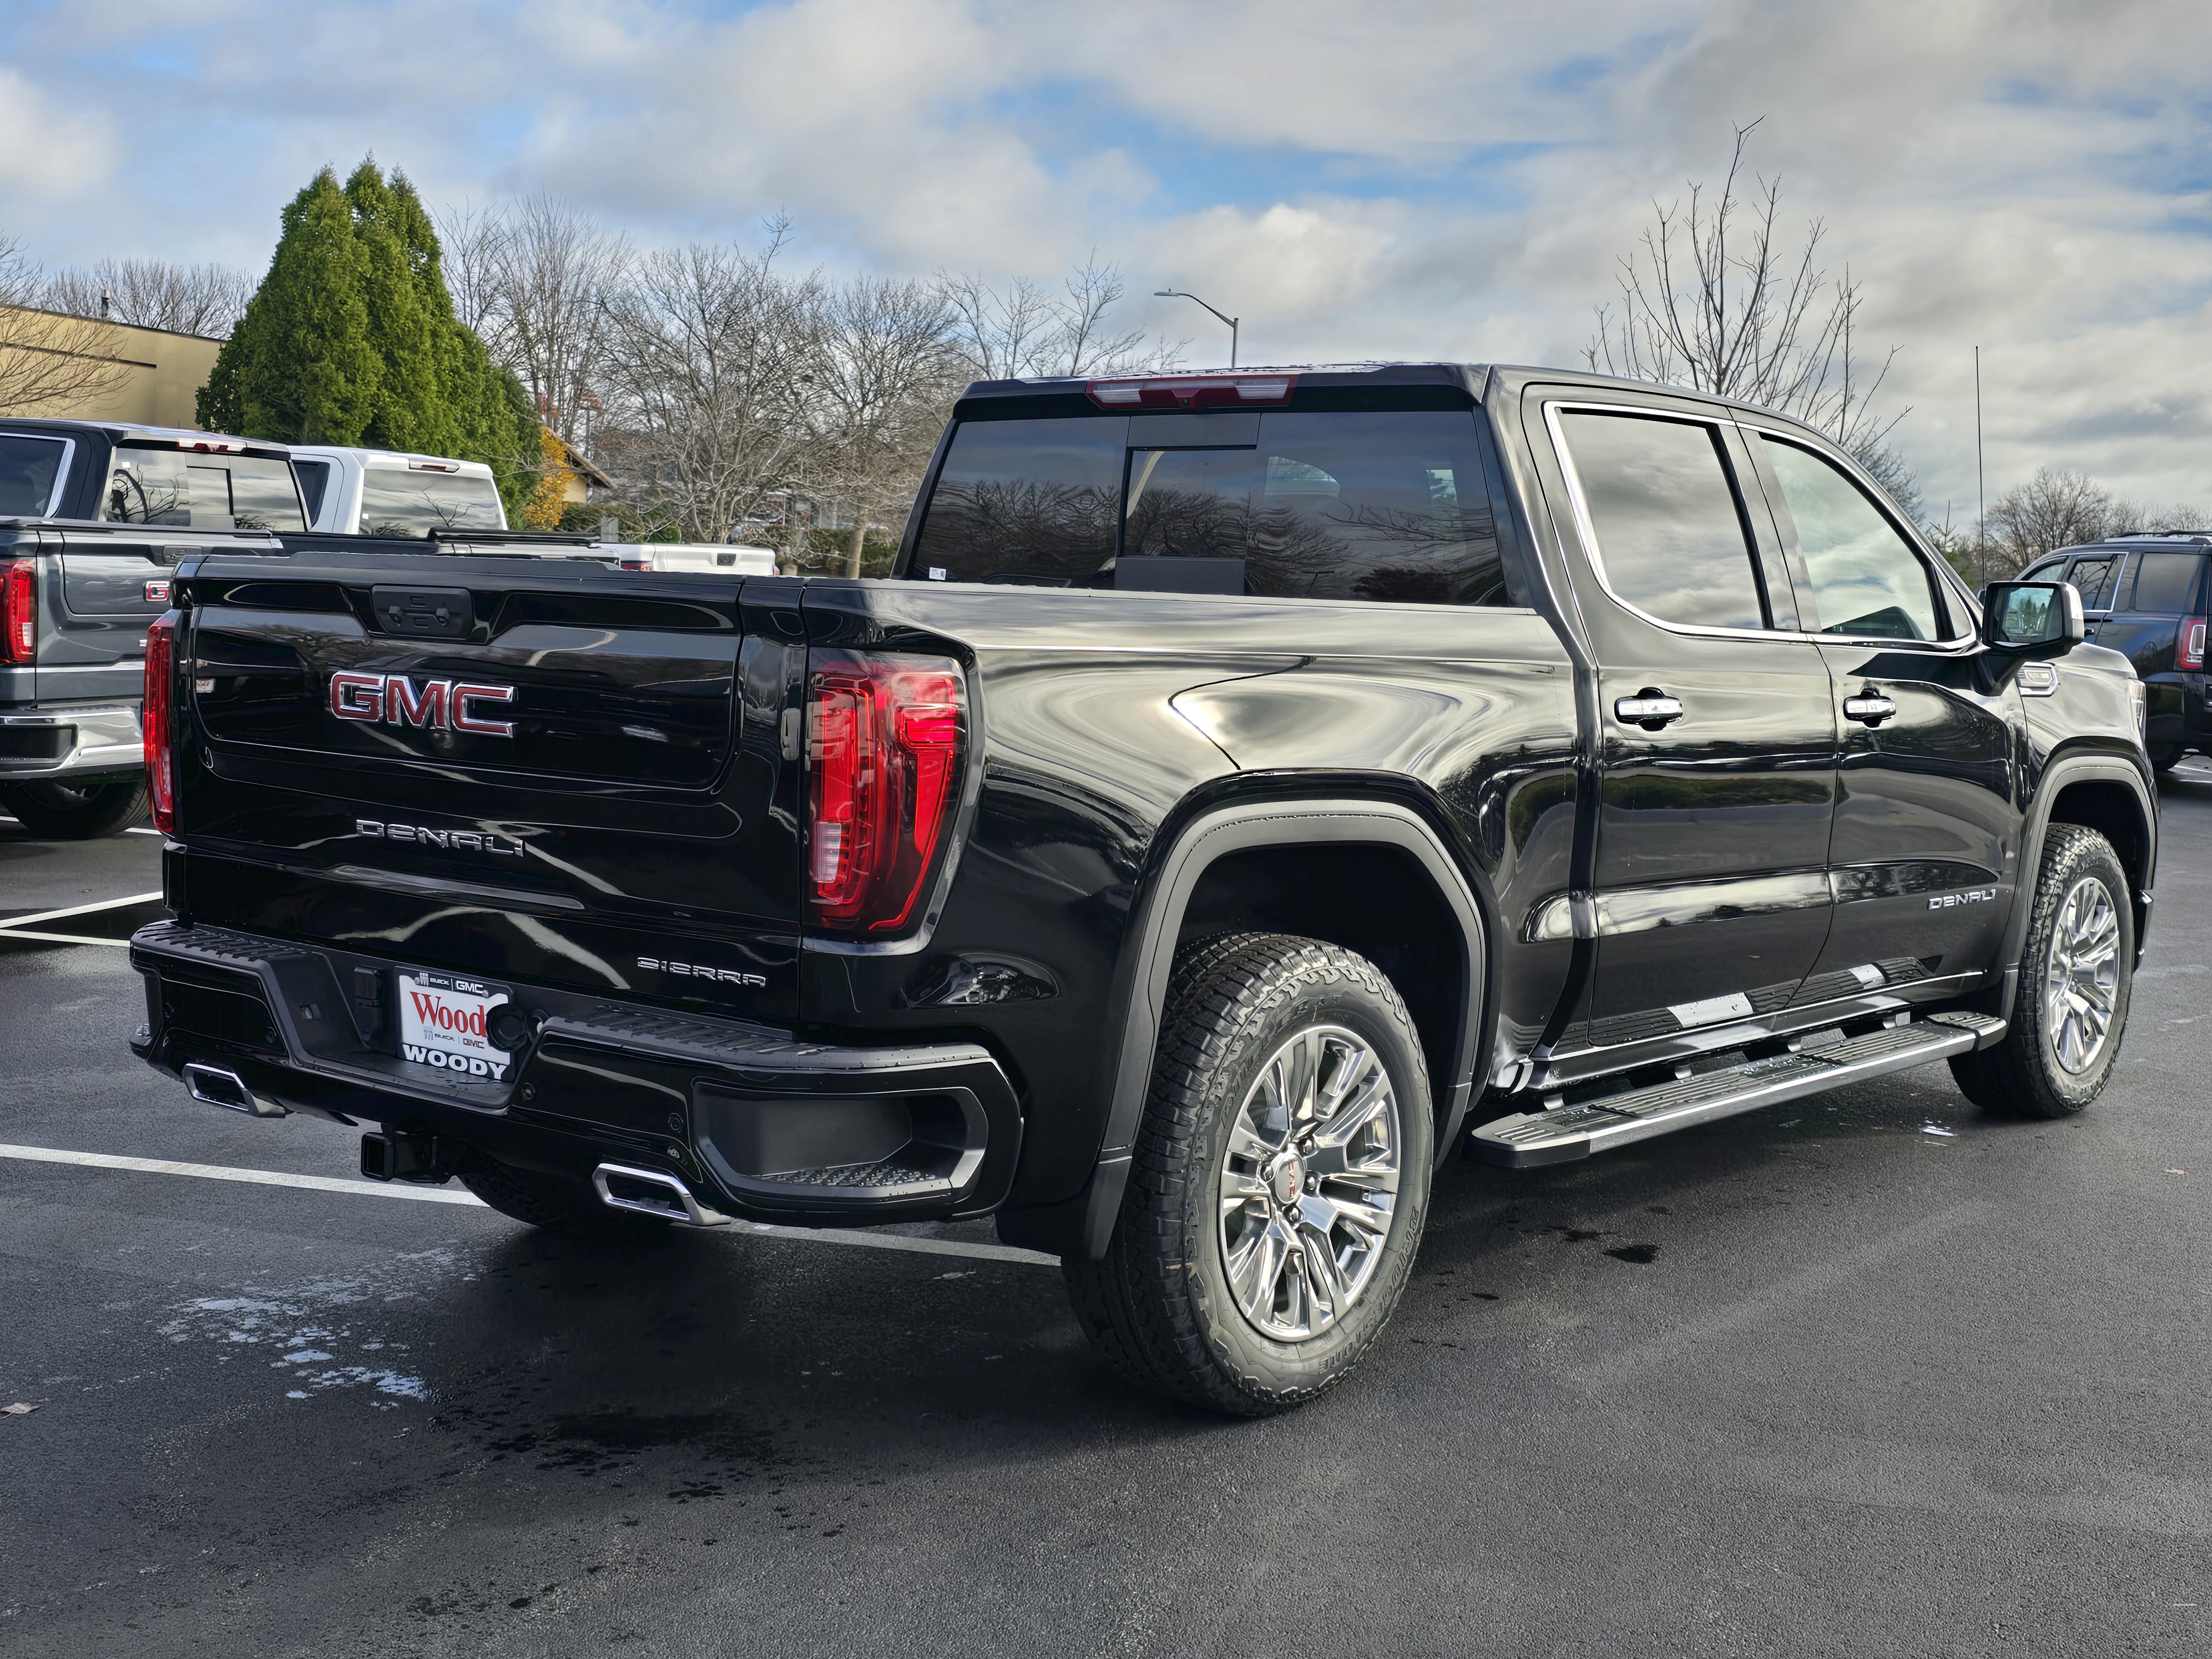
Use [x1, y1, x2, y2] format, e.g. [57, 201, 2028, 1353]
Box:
[0, 703, 143, 779]
[127, 920, 1022, 1227]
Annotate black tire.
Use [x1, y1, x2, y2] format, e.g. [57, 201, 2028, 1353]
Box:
[0, 777, 149, 839]
[2148, 744, 2184, 773]
[1065, 933, 1434, 1416]
[458, 1158, 674, 1241]
[1950, 824, 2133, 1119]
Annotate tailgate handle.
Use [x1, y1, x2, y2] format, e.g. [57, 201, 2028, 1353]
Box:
[372, 586, 473, 640]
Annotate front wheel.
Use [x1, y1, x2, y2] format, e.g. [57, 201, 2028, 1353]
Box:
[2147, 744, 2184, 773]
[1065, 933, 1434, 1416]
[0, 778, 149, 839]
[1950, 824, 2134, 1118]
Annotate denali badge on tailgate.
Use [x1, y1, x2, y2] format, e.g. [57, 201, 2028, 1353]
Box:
[328, 672, 517, 737]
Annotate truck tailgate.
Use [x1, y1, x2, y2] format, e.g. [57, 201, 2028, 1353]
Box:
[171, 552, 804, 1023]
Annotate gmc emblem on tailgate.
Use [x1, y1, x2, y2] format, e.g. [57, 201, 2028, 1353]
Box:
[329, 672, 517, 737]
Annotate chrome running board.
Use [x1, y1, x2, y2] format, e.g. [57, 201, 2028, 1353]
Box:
[1469, 1013, 2006, 1168]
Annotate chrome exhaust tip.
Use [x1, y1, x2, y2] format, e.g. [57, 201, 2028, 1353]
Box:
[591, 1162, 728, 1227]
[182, 1062, 288, 1118]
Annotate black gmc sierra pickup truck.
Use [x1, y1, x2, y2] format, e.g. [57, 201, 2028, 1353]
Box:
[124, 363, 2156, 1414]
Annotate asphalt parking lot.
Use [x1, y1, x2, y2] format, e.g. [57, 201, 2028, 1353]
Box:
[4, 771, 2210, 1659]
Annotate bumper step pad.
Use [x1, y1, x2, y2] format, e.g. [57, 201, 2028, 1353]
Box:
[1469, 1013, 2007, 1168]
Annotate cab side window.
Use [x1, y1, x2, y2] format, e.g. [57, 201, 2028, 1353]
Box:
[2121, 552, 2202, 614]
[1557, 410, 1767, 631]
[1758, 436, 1943, 640]
[2065, 554, 2121, 612]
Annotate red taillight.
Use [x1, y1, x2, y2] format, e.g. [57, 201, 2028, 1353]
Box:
[1086, 374, 1296, 409]
[2180, 617, 2206, 671]
[144, 614, 176, 833]
[1, 560, 33, 664]
[806, 654, 964, 934]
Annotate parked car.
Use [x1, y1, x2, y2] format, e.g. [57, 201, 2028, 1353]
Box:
[2017, 533, 2208, 770]
[600, 542, 779, 575]
[0, 418, 608, 838]
[289, 446, 508, 538]
[126, 363, 2154, 1413]
[0, 418, 312, 836]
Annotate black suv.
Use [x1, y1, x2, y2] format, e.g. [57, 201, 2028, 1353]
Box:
[2020, 534, 2209, 770]
[123, 363, 2156, 1414]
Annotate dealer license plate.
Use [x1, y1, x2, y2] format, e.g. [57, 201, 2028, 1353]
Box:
[397, 970, 514, 1082]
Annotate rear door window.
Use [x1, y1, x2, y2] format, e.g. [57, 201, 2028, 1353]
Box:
[0, 435, 67, 516]
[2120, 551, 2203, 614]
[1557, 410, 1767, 630]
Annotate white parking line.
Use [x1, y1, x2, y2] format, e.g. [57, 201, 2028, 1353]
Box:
[0, 891, 164, 930]
[0, 1143, 1058, 1266]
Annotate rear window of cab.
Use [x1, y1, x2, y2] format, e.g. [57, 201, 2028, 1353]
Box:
[907, 410, 1521, 606]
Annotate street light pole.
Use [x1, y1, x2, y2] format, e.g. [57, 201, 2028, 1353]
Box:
[1154, 289, 1238, 368]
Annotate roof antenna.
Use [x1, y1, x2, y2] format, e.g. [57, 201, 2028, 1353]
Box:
[1974, 346, 1986, 592]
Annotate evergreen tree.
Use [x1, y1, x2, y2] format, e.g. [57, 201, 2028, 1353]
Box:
[200, 168, 378, 442]
[201, 159, 539, 518]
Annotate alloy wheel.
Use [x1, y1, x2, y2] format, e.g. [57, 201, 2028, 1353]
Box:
[2042, 874, 2122, 1074]
[1217, 1023, 1402, 1342]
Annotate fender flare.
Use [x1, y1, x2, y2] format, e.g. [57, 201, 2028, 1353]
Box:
[1078, 797, 1490, 1259]
[1995, 749, 2157, 1024]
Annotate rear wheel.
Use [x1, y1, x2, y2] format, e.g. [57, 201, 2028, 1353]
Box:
[2148, 744, 2184, 773]
[1065, 933, 1433, 1416]
[459, 1158, 673, 1241]
[1950, 824, 2133, 1118]
[0, 778, 149, 839]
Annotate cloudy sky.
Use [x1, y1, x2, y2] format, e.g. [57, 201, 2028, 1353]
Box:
[3, 0, 2207, 517]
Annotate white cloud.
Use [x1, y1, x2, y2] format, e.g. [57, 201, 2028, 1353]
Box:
[1, 0, 2207, 508]
[0, 69, 118, 201]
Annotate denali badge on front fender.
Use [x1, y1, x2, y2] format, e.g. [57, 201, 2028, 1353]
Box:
[329, 671, 517, 737]
[1929, 888, 1998, 910]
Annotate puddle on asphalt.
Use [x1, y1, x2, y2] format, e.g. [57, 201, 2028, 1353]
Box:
[156, 1247, 462, 1404]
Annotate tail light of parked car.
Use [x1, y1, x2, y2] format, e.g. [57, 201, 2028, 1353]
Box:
[806, 654, 965, 934]
[1, 560, 33, 664]
[2179, 617, 2205, 671]
[144, 614, 176, 833]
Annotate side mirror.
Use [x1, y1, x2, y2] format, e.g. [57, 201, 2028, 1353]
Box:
[1980, 581, 2085, 659]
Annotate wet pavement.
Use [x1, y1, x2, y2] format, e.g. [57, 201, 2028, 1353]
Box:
[4, 771, 2210, 1657]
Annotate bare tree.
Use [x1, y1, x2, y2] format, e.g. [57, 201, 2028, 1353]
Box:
[430, 200, 506, 336]
[1585, 119, 1903, 459]
[470, 193, 629, 446]
[594, 228, 822, 544]
[1985, 471, 2105, 576]
[940, 254, 1179, 380]
[40, 258, 254, 338]
[0, 233, 134, 415]
[806, 275, 964, 574]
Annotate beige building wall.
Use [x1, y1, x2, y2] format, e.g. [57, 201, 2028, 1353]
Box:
[0, 305, 224, 430]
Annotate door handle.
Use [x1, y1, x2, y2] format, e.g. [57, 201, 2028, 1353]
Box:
[1614, 691, 1684, 729]
[1842, 692, 1898, 726]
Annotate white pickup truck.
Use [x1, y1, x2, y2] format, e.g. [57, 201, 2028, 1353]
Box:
[288, 447, 509, 537]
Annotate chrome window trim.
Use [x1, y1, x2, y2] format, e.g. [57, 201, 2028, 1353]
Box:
[1544, 397, 1980, 653]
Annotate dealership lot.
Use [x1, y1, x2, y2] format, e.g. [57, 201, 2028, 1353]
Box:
[4, 773, 2211, 1658]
